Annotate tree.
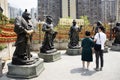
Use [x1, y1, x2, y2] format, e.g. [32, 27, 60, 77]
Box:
[0, 12, 8, 24]
[80, 16, 90, 26]
[9, 18, 15, 24]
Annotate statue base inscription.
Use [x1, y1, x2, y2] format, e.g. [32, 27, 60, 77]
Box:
[7, 58, 44, 79]
[66, 48, 81, 55]
[38, 51, 61, 62]
[111, 44, 120, 51]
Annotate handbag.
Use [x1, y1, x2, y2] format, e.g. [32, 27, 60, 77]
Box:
[94, 44, 101, 51]
[94, 33, 101, 51]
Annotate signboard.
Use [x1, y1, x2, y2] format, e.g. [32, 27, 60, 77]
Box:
[59, 18, 84, 26]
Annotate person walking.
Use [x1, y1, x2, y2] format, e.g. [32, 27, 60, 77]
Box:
[94, 26, 107, 71]
[81, 31, 94, 70]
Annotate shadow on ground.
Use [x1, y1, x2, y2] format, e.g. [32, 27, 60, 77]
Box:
[71, 68, 97, 76]
[0, 73, 29, 80]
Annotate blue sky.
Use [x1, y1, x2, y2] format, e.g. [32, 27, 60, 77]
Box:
[8, 0, 37, 11]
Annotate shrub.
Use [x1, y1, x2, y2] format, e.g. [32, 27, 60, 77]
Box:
[0, 44, 6, 51]
[9, 18, 15, 24]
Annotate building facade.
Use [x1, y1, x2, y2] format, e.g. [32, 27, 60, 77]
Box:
[8, 4, 22, 19]
[38, 0, 61, 25]
[38, 0, 102, 24]
[116, 0, 120, 22]
[101, 0, 116, 23]
[61, 0, 76, 19]
[76, 0, 102, 24]
[0, 0, 8, 17]
[31, 8, 37, 21]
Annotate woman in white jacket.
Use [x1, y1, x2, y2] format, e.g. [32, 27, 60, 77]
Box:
[94, 26, 107, 71]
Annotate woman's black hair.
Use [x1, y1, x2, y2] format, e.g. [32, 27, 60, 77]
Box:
[98, 26, 105, 32]
[85, 31, 90, 36]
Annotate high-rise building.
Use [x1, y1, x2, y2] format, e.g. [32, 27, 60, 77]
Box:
[61, 0, 76, 19]
[31, 8, 38, 27]
[8, 4, 23, 19]
[61, 0, 68, 18]
[38, 0, 102, 24]
[8, 4, 18, 19]
[18, 9, 23, 17]
[0, 0, 8, 17]
[38, 0, 77, 21]
[116, 0, 120, 22]
[31, 8, 37, 21]
[30, 8, 38, 30]
[101, 0, 116, 23]
[76, 0, 102, 24]
[38, 0, 61, 25]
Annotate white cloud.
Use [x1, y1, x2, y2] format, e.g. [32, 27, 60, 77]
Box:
[8, 0, 37, 11]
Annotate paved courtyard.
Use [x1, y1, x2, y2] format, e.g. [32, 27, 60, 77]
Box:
[0, 50, 120, 80]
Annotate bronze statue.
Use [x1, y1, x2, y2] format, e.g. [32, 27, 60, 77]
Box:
[12, 9, 37, 65]
[112, 22, 120, 44]
[68, 20, 82, 49]
[40, 16, 57, 53]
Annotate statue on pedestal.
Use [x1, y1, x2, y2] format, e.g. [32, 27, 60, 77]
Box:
[12, 9, 37, 65]
[40, 16, 57, 53]
[68, 20, 82, 49]
[112, 22, 120, 45]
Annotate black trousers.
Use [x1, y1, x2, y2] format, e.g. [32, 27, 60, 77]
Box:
[95, 50, 104, 68]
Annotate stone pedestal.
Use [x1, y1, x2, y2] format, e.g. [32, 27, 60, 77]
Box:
[38, 51, 61, 62]
[111, 44, 120, 51]
[103, 46, 108, 53]
[66, 48, 81, 55]
[0, 62, 2, 77]
[7, 59, 44, 79]
[0, 61, 5, 77]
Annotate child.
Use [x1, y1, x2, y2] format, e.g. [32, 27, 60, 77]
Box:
[81, 31, 94, 70]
